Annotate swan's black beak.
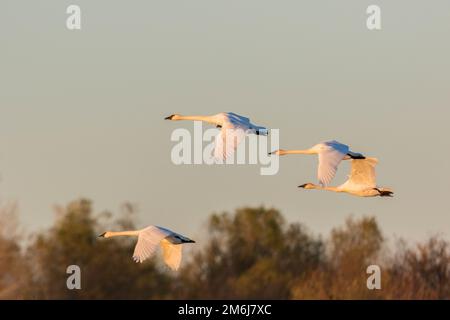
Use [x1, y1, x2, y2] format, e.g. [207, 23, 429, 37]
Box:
[188, 240, 196, 243]
[98, 232, 106, 238]
[165, 115, 174, 120]
[298, 184, 307, 188]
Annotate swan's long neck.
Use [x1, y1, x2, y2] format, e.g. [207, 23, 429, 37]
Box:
[281, 149, 316, 155]
[177, 115, 216, 124]
[313, 185, 342, 192]
[105, 230, 140, 238]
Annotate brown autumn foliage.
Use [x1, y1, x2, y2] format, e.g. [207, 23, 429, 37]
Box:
[0, 199, 449, 299]
[0, 203, 31, 299]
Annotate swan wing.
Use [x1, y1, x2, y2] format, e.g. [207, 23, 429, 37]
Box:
[317, 141, 349, 186]
[227, 112, 251, 124]
[161, 240, 183, 271]
[227, 112, 268, 135]
[132, 226, 170, 263]
[346, 158, 378, 189]
[212, 112, 250, 127]
[213, 126, 248, 160]
[213, 112, 267, 159]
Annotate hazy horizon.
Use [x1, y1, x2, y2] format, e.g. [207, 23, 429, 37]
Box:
[1, 1, 449, 243]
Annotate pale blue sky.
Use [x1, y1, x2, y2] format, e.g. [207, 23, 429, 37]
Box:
[1, 1, 449, 242]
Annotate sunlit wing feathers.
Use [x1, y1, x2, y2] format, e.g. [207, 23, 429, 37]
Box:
[317, 141, 349, 186]
[213, 113, 267, 160]
[132, 226, 170, 263]
[161, 240, 183, 271]
[346, 157, 378, 189]
[213, 127, 248, 161]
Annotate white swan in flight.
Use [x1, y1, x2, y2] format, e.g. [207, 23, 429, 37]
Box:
[298, 157, 393, 197]
[99, 225, 195, 271]
[165, 112, 268, 160]
[270, 140, 365, 186]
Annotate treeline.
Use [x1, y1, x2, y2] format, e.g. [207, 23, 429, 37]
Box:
[0, 199, 449, 299]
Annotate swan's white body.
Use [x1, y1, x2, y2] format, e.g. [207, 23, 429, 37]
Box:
[271, 140, 364, 186]
[99, 225, 195, 271]
[165, 112, 268, 160]
[299, 157, 393, 197]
